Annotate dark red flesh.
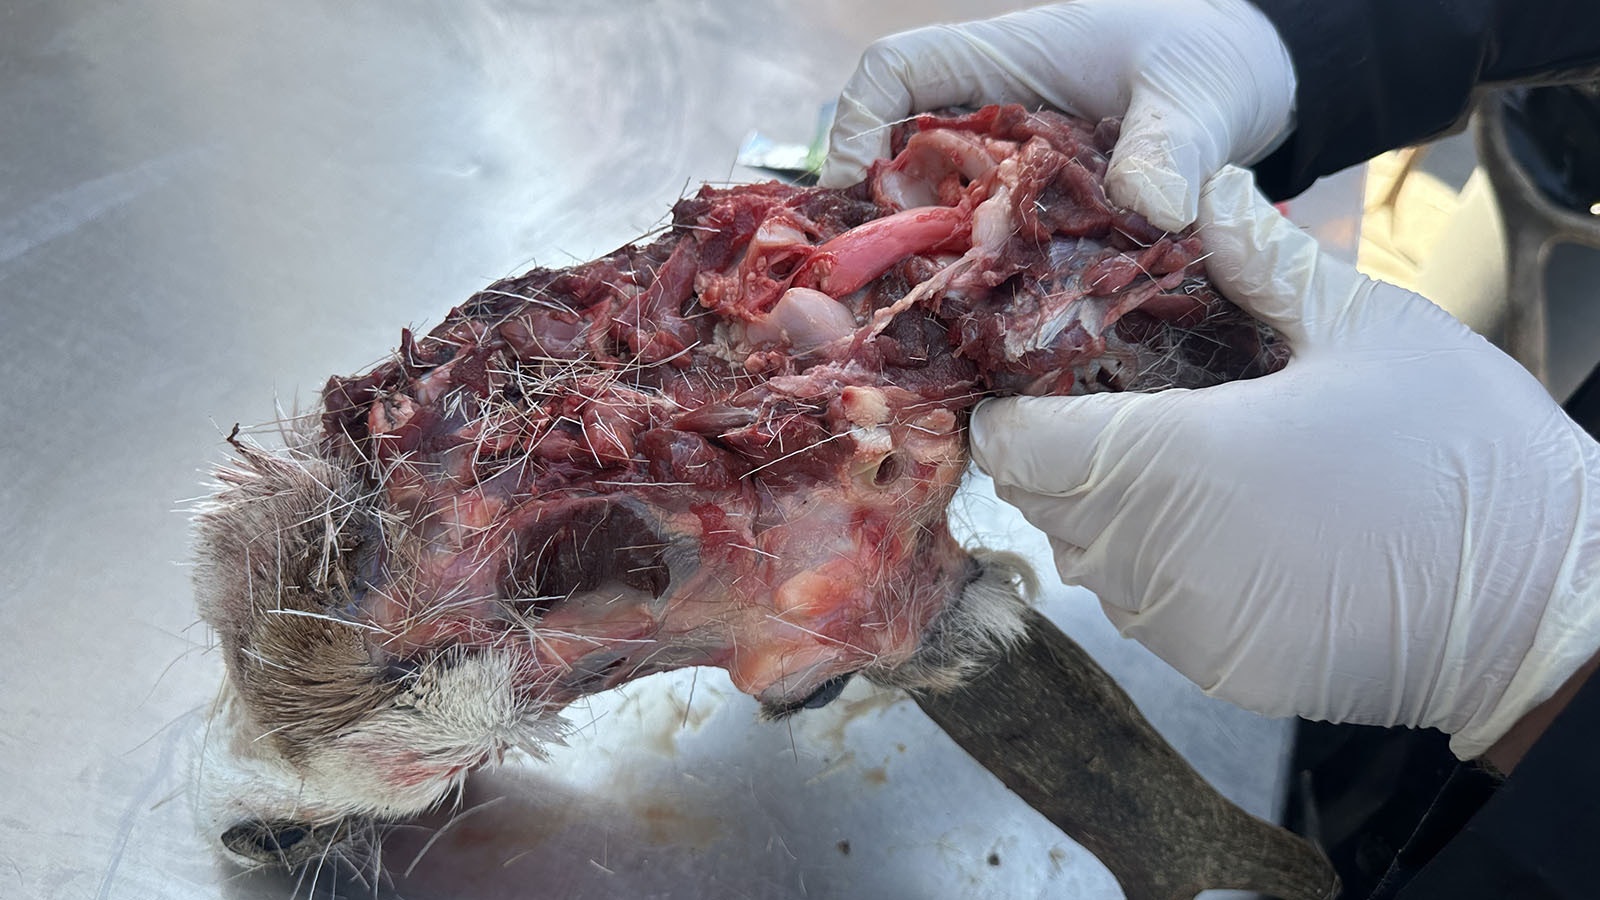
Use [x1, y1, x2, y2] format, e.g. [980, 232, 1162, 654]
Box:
[315, 105, 1284, 715]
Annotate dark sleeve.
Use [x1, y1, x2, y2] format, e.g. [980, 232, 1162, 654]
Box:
[1246, 0, 1600, 199]
[1386, 669, 1600, 899]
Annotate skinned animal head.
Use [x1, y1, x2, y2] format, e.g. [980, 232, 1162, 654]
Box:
[191, 410, 1032, 869]
[191, 105, 1281, 870]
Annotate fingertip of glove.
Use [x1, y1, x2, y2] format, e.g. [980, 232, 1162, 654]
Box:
[967, 396, 1014, 474]
[817, 158, 866, 190]
[1105, 158, 1196, 233]
[1105, 132, 1202, 233]
[970, 396, 1066, 478]
[820, 90, 898, 190]
[972, 389, 1187, 497]
[970, 393, 1115, 488]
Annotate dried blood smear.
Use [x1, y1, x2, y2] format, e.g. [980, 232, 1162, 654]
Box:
[313, 104, 1285, 714]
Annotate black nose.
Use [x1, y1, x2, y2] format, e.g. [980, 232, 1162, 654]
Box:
[801, 672, 855, 709]
[758, 671, 856, 719]
[220, 819, 339, 867]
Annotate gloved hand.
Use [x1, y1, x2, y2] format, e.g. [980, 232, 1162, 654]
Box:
[971, 166, 1600, 759]
[819, 0, 1296, 231]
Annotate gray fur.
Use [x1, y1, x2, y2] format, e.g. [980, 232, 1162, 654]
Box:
[864, 550, 1035, 693]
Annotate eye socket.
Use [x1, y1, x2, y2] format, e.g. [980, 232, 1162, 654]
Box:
[506, 499, 669, 602]
[382, 655, 424, 682]
[294, 511, 385, 610]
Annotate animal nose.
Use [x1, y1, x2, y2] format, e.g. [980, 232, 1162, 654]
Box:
[220, 819, 330, 866]
[801, 672, 855, 709]
[759, 671, 857, 719]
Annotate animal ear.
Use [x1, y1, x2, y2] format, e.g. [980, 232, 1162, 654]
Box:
[212, 424, 306, 486]
[212, 438, 270, 487]
[863, 550, 1034, 693]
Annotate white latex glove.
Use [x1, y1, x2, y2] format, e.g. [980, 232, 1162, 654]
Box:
[819, 0, 1296, 231]
[971, 166, 1600, 759]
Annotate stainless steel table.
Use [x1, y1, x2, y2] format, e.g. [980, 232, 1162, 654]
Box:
[0, 3, 1359, 897]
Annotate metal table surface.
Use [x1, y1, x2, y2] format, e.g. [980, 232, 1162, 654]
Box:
[0, 3, 1360, 898]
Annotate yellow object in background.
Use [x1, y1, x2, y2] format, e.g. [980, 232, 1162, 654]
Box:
[1358, 147, 1464, 289]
